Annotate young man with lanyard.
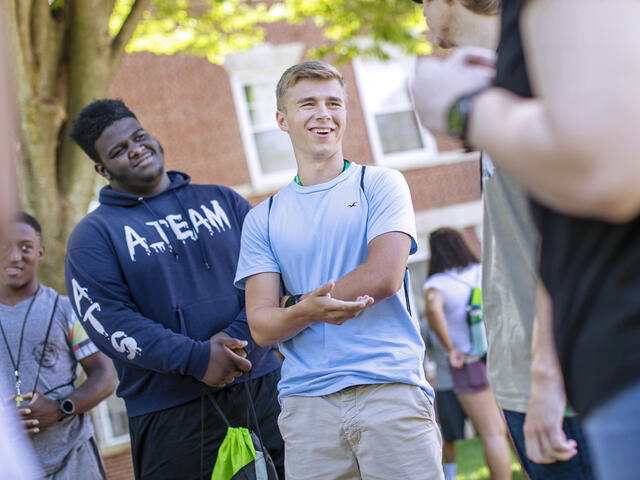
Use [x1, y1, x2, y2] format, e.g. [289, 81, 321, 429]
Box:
[66, 99, 284, 479]
[0, 211, 115, 478]
[411, 0, 640, 478]
[411, 1, 596, 478]
[235, 61, 443, 480]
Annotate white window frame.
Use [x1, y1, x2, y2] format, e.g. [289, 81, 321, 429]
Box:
[226, 43, 304, 193]
[353, 55, 439, 170]
[91, 396, 129, 448]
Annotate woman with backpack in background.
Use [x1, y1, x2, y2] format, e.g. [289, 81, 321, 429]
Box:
[424, 228, 512, 480]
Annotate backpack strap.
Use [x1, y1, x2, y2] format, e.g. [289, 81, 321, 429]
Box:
[360, 165, 412, 316]
[268, 196, 288, 296]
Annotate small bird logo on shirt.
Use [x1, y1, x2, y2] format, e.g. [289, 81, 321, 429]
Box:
[347, 202, 359, 208]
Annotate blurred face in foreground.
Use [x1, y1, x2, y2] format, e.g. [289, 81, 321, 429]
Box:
[419, 0, 499, 50]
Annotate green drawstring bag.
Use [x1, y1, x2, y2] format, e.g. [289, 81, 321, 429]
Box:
[207, 386, 278, 480]
[211, 427, 257, 480]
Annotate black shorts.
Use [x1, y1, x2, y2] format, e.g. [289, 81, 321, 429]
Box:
[128, 369, 284, 480]
[435, 389, 467, 442]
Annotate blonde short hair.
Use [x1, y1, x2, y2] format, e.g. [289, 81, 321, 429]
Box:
[276, 61, 345, 113]
[459, 0, 501, 15]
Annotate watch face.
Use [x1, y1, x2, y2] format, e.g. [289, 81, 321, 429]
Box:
[60, 399, 74, 415]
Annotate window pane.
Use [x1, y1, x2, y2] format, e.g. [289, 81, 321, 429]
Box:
[375, 111, 424, 154]
[254, 130, 296, 174]
[358, 58, 414, 111]
[106, 395, 128, 438]
[244, 83, 277, 126]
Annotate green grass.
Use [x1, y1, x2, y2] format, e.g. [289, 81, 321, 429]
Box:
[456, 437, 525, 480]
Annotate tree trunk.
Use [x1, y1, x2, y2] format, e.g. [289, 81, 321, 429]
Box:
[8, 0, 144, 294]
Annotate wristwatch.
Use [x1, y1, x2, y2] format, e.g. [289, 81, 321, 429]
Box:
[58, 398, 75, 420]
[447, 88, 485, 147]
[284, 294, 301, 308]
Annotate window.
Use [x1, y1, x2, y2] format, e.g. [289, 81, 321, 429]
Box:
[239, 79, 296, 180]
[92, 394, 129, 448]
[226, 43, 304, 191]
[353, 56, 437, 169]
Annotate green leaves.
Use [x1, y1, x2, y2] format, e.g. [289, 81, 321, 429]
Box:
[109, 0, 431, 65]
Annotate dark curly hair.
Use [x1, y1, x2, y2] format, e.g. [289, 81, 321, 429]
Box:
[427, 227, 479, 277]
[69, 99, 137, 163]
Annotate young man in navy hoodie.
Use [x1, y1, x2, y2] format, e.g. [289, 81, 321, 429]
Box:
[65, 99, 284, 479]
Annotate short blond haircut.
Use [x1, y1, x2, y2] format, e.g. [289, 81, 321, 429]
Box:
[459, 0, 501, 15]
[276, 61, 345, 113]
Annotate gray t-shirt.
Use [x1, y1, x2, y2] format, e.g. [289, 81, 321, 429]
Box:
[0, 285, 98, 475]
[482, 154, 539, 412]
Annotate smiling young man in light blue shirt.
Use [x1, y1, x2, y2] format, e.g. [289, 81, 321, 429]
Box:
[235, 61, 443, 480]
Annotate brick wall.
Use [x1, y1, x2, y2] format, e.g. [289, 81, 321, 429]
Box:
[103, 448, 134, 480]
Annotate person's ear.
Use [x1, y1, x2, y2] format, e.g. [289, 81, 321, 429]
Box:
[36, 244, 45, 261]
[276, 110, 289, 133]
[94, 162, 111, 180]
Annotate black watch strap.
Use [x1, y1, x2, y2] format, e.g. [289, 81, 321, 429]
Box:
[284, 294, 301, 308]
[447, 88, 485, 148]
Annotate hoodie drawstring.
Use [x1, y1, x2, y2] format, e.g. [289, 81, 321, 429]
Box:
[137, 197, 181, 261]
[172, 190, 211, 270]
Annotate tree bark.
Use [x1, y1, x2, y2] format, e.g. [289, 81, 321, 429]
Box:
[8, 0, 147, 293]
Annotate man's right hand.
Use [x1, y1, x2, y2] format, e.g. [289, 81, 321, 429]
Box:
[447, 347, 466, 369]
[201, 332, 252, 388]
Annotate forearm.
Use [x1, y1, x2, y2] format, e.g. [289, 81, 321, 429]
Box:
[247, 304, 313, 347]
[330, 232, 410, 302]
[331, 263, 403, 302]
[426, 308, 454, 352]
[221, 309, 258, 355]
[470, 88, 602, 218]
[68, 366, 116, 415]
[470, 0, 640, 222]
[530, 280, 564, 388]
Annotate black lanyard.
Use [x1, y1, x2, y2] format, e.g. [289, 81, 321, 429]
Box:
[0, 286, 40, 406]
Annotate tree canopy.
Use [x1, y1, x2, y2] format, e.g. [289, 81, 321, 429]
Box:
[5, 0, 431, 291]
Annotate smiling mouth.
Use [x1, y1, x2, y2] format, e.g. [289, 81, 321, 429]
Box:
[310, 128, 333, 136]
[132, 152, 154, 169]
[4, 267, 23, 275]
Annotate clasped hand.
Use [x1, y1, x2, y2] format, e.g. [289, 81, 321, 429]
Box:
[3, 392, 62, 435]
[201, 332, 252, 388]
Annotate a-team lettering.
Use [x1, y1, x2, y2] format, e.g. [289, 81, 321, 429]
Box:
[124, 200, 232, 261]
[71, 278, 142, 360]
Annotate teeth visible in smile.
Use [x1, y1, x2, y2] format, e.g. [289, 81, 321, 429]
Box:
[313, 128, 331, 134]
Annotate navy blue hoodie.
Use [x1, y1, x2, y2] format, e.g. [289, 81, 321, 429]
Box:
[65, 171, 280, 416]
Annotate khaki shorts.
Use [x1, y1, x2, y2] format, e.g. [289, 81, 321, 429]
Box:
[278, 383, 444, 480]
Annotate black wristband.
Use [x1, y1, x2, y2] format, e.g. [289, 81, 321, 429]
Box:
[284, 294, 301, 308]
[447, 88, 485, 150]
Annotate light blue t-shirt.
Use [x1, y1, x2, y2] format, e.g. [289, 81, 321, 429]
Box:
[235, 163, 433, 399]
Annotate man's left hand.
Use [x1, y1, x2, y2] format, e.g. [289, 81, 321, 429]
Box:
[410, 47, 496, 134]
[524, 377, 577, 463]
[17, 392, 62, 435]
